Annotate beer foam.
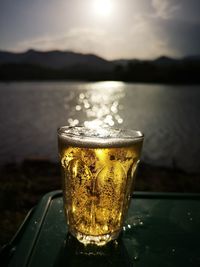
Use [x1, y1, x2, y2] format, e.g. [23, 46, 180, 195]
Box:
[58, 126, 144, 148]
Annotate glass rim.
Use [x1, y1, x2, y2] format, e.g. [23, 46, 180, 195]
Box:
[57, 125, 144, 148]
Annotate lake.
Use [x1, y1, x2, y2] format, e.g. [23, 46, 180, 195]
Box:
[0, 81, 200, 173]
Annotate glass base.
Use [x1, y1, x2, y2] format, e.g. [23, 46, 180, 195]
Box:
[70, 229, 120, 246]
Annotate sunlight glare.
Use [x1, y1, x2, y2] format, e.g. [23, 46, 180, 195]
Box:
[93, 0, 113, 17]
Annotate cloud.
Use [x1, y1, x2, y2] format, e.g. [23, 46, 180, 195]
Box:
[14, 28, 125, 59]
[16, 28, 105, 53]
[150, 0, 200, 56]
[161, 19, 200, 56]
[152, 0, 200, 23]
[152, 0, 181, 19]
[128, 15, 178, 58]
[7, 1, 200, 59]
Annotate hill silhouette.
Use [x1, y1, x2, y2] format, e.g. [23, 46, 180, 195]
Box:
[0, 49, 113, 70]
[0, 50, 200, 83]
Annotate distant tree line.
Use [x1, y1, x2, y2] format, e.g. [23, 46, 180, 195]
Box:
[113, 60, 200, 84]
[0, 64, 112, 81]
[0, 59, 200, 84]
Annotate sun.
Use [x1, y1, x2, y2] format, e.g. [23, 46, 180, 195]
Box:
[93, 0, 113, 17]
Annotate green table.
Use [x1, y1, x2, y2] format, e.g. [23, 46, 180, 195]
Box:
[3, 191, 200, 267]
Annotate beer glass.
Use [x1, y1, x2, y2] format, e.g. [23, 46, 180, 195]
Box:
[58, 126, 144, 246]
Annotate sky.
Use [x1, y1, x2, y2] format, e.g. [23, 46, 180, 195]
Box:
[0, 0, 200, 60]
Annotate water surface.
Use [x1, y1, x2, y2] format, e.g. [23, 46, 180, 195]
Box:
[0, 81, 199, 172]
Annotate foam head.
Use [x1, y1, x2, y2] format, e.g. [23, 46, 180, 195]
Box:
[58, 126, 144, 148]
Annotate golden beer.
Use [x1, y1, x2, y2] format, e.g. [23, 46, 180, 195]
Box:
[58, 126, 143, 246]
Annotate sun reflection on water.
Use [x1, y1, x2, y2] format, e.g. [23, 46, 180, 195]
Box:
[67, 81, 126, 128]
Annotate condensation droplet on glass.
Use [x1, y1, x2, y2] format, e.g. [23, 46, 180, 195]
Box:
[34, 221, 38, 225]
[79, 93, 85, 100]
[114, 240, 118, 247]
[111, 105, 118, 113]
[123, 226, 126, 231]
[84, 102, 90, 109]
[133, 255, 139, 261]
[190, 217, 193, 221]
[104, 115, 115, 126]
[118, 118, 123, 124]
[68, 118, 79, 126]
[127, 224, 131, 229]
[74, 119, 79, 125]
[68, 118, 73, 124]
[76, 105, 81, 111]
[108, 120, 114, 126]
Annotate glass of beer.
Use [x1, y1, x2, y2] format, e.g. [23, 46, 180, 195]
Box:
[58, 126, 144, 246]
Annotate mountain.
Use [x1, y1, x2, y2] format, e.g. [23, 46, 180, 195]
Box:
[0, 49, 113, 71]
[0, 50, 200, 83]
[152, 56, 180, 66]
[112, 58, 140, 67]
[113, 55, 200, 66]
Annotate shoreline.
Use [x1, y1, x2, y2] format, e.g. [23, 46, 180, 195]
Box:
[1, 159, 200, 246]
